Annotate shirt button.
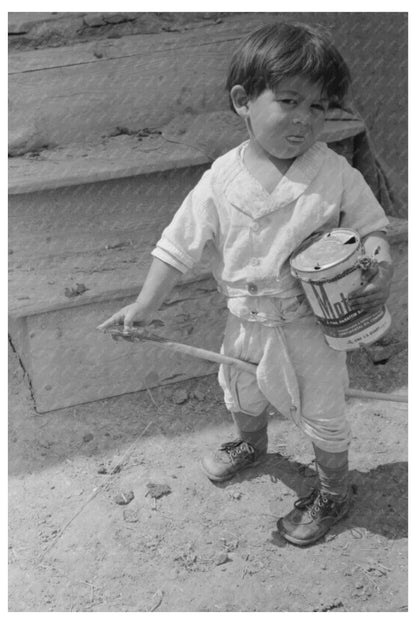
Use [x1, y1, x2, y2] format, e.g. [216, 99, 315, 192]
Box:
[247, 282, 258, 294]
[250, 258, 260, 266]
[251, 222, 260, 232]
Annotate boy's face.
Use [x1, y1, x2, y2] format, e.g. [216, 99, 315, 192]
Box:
[236, 75, 329, 163]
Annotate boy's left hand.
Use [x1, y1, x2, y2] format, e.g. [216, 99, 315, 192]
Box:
[348, 261, 393, 312]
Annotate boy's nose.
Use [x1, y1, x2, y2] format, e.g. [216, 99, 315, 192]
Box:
[293, 111, 311, 126]
[293, 106, 312, 126]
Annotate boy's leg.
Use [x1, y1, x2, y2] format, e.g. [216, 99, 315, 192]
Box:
[277, 444, 350, 546]
[275, 319, 351, 545]
[200, 409, 269, 482]
[201, 313, 269, 482]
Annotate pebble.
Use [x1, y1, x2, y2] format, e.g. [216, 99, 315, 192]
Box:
[83, 14, 106, 27]
[64, 283, 88, 298]
[172, 389, 189, 404]
[146, 483, 172, 499]
[114, 490, 134, 505]
[123, 508, 140, 523]
[192, 390, 206, 401]
[228, 489, 242, 500]
[215, 551, 230, 566]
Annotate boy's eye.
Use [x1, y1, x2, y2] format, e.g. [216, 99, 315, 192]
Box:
[311, 103, 327, 112]
[279, 99, 297, 105]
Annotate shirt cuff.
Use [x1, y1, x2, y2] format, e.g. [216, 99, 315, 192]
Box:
[357, 217, 390, 239]
[151, 247, 189, 274]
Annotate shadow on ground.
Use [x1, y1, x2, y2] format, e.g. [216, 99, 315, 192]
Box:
[213, 453, 408, 544]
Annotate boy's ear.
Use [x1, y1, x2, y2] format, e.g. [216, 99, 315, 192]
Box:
[230, 85, 250, 117]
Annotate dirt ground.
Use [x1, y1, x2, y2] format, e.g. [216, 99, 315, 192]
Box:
[8, 338, 408, 612]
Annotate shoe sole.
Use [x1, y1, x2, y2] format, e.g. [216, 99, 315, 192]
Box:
[276, 507, 350, 546]
[199, 457, 264, 483]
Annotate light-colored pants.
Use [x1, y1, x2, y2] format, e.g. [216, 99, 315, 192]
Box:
[218, 295, 351, 453]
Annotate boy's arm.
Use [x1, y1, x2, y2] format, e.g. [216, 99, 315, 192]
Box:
[97, 257, 183, 330]
[348, 231, 394, 311]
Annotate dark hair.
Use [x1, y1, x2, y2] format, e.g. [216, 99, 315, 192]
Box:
[226, 21, 351, 109]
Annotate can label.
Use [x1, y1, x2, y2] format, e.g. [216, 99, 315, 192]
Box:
[290, 229, 391, 351]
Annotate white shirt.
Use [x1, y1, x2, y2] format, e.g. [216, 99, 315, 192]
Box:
[152, 140, 390, 304]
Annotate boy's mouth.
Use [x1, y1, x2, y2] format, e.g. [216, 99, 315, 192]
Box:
[286, 135, 305, 144]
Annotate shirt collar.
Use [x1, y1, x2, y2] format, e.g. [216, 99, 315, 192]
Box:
[224, 141, 328, 219]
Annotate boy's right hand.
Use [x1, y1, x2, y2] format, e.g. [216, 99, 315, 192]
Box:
[97, 302, 151, 332]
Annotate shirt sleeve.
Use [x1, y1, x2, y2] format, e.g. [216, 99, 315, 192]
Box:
[151, 169, 218, 274]
[338, 160, 390, 237]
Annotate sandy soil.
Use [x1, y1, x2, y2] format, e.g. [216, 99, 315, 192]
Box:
[8, 340, 408, 612]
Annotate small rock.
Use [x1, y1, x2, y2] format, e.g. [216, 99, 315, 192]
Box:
[123, 508, 140, 523]
[104, 13, 131, 24]
[83, 13, 106, 27]
[172, 389, 189, 404]
[146, 483, 171, 499]
[215, 551, 230, 566]
[82, 433, 94, 443]
[114, 490, 134, 505]
[192, 390, 206, 401]
[64, 283, 88, 298]
[222, 538, 239, 552]
[229, 490, 242, 500]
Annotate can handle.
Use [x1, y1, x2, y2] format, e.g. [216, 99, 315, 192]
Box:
[357, 254, 379, 279]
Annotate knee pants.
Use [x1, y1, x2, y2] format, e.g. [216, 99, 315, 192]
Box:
[218, 301, 351, 453]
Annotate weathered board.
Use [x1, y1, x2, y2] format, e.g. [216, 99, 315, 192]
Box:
[9, 165, 210, 317]
[9, 110, 366, 321]
[8, 217, 407, 413]
[9, 16, 268, 149]
[8, 13, 368, 152]
[8, 110, 365, 194]
[9, 277, 228, 413]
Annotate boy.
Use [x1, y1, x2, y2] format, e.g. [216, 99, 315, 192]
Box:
[98, 22, 393, 546]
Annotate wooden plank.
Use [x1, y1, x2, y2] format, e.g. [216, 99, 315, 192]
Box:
[9, 239, 407, 414]
[8, 316, 32, 377]
[8, 110, 365, 194]
[8, 165, 210, 317]
[8, 147, 407, 321]
[8, 14, 266, 73]
[12, 13, 363, 149]
[11, 277, 228, 413]
[8, 39, 234, 147]
[8, 134, 207, 194]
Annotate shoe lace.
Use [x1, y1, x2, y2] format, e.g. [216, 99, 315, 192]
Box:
[294, 489, 329, 518]
[220, 440, 255, 460]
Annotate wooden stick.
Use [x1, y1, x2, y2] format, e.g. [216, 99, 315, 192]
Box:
[104, 328, 408, 403]
[149, 339, 258, 374]
[345, 388, 407, 403]
[107, 327, 257, 374]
